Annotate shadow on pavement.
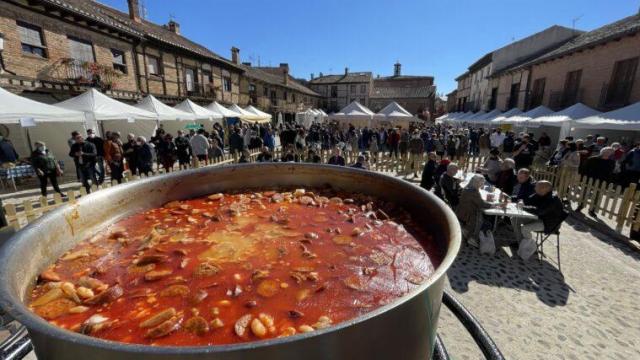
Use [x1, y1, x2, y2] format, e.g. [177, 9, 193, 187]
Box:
[447, 241, 572, 307]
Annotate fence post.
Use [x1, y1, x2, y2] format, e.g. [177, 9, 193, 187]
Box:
[617, 183, 636, 232]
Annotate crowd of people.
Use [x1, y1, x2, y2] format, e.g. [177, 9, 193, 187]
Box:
[0, 118, 638, 245]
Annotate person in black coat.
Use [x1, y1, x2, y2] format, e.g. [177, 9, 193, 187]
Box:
[439, 163, 461, 208]
[420, 152, 438, 190]
[86, 129, 105, 185]
[69, 134, 97, 193]
[495, 159, 517, 196]
[511, 168, 536, 202]
[136, 136, 154, 177]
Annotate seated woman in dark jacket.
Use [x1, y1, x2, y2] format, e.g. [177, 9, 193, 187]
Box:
[495, 158, 517, 196]
[439, 163, 461, 208]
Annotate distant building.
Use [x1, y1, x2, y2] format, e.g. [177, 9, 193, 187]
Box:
[446, 90, 457, 113]
[454, 25, 580, 112]
[307, 69, 373, 112]
[369, 62, 435, 117]
[489, 13, 640, 112]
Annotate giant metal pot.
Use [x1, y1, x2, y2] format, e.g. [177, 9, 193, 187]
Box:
[0, 163, 460, 360]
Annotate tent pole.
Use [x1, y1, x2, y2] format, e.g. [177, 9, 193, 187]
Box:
[25, 128, 33, 153]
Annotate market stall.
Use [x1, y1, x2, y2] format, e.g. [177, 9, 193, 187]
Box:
[174, 99, 223, 130]
[0, 86, 85, 172]
[531, 103, 601, 144]
[330, 101, 376, 128]
[572, 101, 640, 143]
[375, 101, 417, 128]
[135, 95, 196, 136]
[244, 105, 272, 123]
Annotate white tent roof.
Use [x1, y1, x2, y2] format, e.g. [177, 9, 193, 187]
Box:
[318, 109, 328, 117]
[469, 109, 501, 125]
[490, 108, 523, 124]
[135, 95, 195, 121]
[244, 105, 272, 123]
[56, 89, 157, 122]
[452, 111, 475, 122]
[573, 101, 640, 130]
[331, 101, 375, 119]
[0, 86, 85, 124]
[206, 102, 242, 118]
[377, 101, 415, 119]
[175, 99, 222, 121]
[534, 103, 601, 127]
[503, 106, 554, 125]
[228, 104, 260, 121]
[465, 111, 487, 124]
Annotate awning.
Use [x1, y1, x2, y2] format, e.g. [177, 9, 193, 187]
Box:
[0, 86, 85, 124]
[175, 99, 222, 122]
[135, 95, 195, 121]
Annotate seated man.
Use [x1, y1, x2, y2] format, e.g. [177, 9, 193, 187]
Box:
[439, 163, 461, 208]
[350, 155, 367, 169]
[328, 148, 346, 166]
[518, 181, 568, 260]
[455, 174, 492, 247]
[511, 168, 536, 202]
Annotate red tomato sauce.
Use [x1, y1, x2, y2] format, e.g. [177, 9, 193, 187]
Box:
[29, 188, 443, 346]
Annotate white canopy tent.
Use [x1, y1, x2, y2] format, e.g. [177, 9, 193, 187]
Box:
[490, 108, 523, 125]
[135, 95, 197, 136]
[55, 88, 159, 141]
[469, 109, 501, 127]
[206, 102, 242, 118]
[504, 106, 554, 127]
[448, 111, 475, 125]
[244, 105, 272, 123]
[529, 103, 601, 144]
[0, 87, 86, 169]
[572, 102, 640, 143]
[376, 101, 417, 128]
[228, 104, 260, 122]
[175, 99, 223, 124]
[295, 109, 316, 128]
[573, 102, 640, 130]
[465, 111, 487, 124]
[329, 101, 376, 127]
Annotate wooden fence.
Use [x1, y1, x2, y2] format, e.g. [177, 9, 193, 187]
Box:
[3, 149, 640, 236]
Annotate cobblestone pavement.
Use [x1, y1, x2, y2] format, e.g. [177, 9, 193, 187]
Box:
[437, 218, 640, 360]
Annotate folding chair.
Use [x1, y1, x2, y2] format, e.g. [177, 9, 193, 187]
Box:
[534, 223, 563, 272]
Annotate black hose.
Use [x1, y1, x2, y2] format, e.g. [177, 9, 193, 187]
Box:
[432, 334, 450, 360]
[442, 290, 505, 360]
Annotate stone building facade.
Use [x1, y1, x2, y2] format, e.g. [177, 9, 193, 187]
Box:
[307, 69, 373, 112]
[487, 13, 640, 113]
[0, 0, 244, 105]
[369, 63, 435, 117]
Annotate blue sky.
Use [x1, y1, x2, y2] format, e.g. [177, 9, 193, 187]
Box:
[99, 0, 638, 95]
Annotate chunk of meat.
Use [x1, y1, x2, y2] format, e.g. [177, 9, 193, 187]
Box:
[84, 284, 123, 305]
[144, 316, 181, 339]
[184, 316, 209, 336]
[140, 308, 177, 328]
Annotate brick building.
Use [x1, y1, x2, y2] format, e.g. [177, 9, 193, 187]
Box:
[0, 0, 246, 106]
[307, 69, 373, 112]
[369, 63, 435, 117]
[452, 13, 640, 117]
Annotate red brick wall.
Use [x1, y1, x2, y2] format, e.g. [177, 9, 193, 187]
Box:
[530, 33, 640, 110]
[0, 1, 137, 92]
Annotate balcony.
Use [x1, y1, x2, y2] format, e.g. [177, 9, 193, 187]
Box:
[598, 82, 633, 111]
[48, 58, 123, 90]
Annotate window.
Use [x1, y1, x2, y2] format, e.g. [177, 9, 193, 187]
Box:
[270, 90, 277, 102]
[508, 83, 520, 109]
[68, 37, 95, 62]
[223, 76, 232, 92]
[529, 78, 546, 108]
[563, 69, 582, 106]
[111, 49, 126, 74]
[249, 84, 256, 93]
[146, 55, 161, 75]
[203, 70, 213, 83]
[605, 57, 638, 107]
[330, 85, 338, 98]
[263, 86, 269, 97]
[350, 84, 356, 93]
[17, 21, 46, 58]
[284, 91, 288, 101]
[292, 93, 296, 103]
[489, 87, 498, 110]
[184, 67, 197, 92]
[360, 85, 366, 93]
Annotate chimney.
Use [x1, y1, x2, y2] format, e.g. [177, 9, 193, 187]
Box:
[283, 66, 289, 86]
[167, 20, 180, 35]
[242, 62, 252, 67]
[231, 47, 240, 64]
[394, 62, 401, 76]
[127, 0, 141, 23]
[344, 67, 349, 76]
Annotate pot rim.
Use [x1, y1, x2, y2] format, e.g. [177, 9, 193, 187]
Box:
[0, 163, 461, 354]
